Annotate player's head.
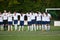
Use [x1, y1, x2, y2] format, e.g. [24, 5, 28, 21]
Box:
[28, 12, 30, 14]
[36, 11, 39, 14]
[20, 12, 23, 16]
[30, 11, 33, 15]
[14, 11, 16, 14]
[4, 10, 7, 13]
[38, 11, 41, 14]
[8, 11, 11, 14]
[45, 12, 48, 16]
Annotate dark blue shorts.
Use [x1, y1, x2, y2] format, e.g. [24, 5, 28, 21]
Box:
[32, 19, 36, 24]
[42, 21, 46, 24]
[36, 21, 41, 24]
[8, 22, 12, 25]
[28, 21, 31, 25]
[0, 22, 3, 25]
[46, 21, 50, 24]
[20, 21, 24, 26]
[14, 20, 18, 24]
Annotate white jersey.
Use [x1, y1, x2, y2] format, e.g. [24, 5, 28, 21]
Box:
[20, 14, 24, 21]
[0, 14, 3, 22]
[8, 14, 13, 21]
[16, 13, 21, 15]
[31, 13, 36, 20]
[3, 13, 8, 20]
[42, 13, 46, 21]
[13, 13, 18, 20]
[36, 13, 41, 21]
[45, 13, 51, 21]
[27, 13, 31, 21]
[34, 13, 37, 17]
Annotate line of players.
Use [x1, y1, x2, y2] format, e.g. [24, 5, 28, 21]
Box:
[0, 10, 51, 31]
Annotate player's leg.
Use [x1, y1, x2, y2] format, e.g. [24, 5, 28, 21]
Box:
[34, 20, 36, 31]
[31, 20, 34, 31]
[36, 21, 38, 30]
[34, 24, 36, 31]
[20, 21, 24, 31]
[39, 21, 42, 30]
[22, 21, 24, 31]
[30, 21, 33, 31]
[36, 21, 40, 30]
[45, 21, 47, 31]
[18, 21, 21, 31]
[39, 25, 41, 30]
[31, 25, 33, 31]
[10, 22, 13, 31]
[28, 22, 30, 31]
[1, 25, 4, 31]
[15, 24, 17, 31]
[47, 21, 50, 31]
[0, 22, 4, 31]
[3, 20, 8, 31]
[3, 20, 6, 31]
[18, 25, 21, 31]
[11, 25, 13, 31]
[48, 24, 50, 31]
[42, 21, 45, 31]
[36, 25, 38, 30]
[14, 20, 18, 31]
[6, 20, 8, 31]
[8, 22, 10, 31]
[33, 20, 36, 31]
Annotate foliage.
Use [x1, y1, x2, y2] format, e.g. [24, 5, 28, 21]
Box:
[0, 0, 60, 20]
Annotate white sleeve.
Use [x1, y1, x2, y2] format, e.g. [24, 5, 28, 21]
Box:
[48, 14, 51, 17]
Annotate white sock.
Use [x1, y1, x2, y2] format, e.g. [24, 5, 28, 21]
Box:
[1, 25, 4, 31]
[45, 25, 47, 30]
[34, 24, 36, 31]
[19, 26, 21, 31]
[22, 26, 24, 31]
[37, 25, 38, 30]
[31, 25, 33, 31]
[39, 25, 41, 30]
[28, 26, 29, 31]
[42, 25, 45, 30]
[11, 25, 13, 31]
[48, 25, 50, 31]
[30, 26, 31, 31]
[15, 25, 17, 31]
[8, 25, 10, 31]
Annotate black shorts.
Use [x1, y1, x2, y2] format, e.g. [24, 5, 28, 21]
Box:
[3, 20, 8, 25]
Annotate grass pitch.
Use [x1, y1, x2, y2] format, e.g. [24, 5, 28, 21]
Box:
[0, 26, 60, 40]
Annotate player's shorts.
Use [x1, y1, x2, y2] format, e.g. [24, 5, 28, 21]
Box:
[8, 21, 12, 25]
[20, 21, 24, 26]
[32, 19, 36, 24]
[28, 21, 31, 26]
[46, 21, 50, 24]
[0, 22, 3, 25]
[3, 20, 8, 25]
[42, 21, 46, 24]
[14, 20, 18, 24]
[36, 21, 41, 24]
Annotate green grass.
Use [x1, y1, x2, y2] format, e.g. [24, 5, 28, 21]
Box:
[0, 26, 60, 40]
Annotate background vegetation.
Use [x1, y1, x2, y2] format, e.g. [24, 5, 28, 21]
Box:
[0, 0, 60, 20]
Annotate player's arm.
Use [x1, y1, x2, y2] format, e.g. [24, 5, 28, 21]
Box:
[24, 15, 27, 21]
[49, 14, 52, 20]
[12, 14, 14, 21]
[18, 15, 20, 20]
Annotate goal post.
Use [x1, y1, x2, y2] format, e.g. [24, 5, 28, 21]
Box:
[45, 8, 60, 26]
[45, 8, 60, 12]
